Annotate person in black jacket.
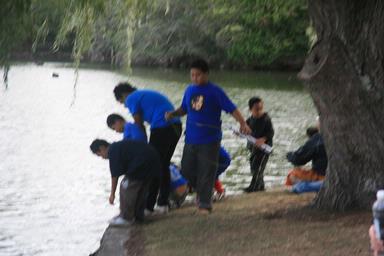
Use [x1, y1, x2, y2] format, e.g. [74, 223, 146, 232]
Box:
[90, 139, 161, 226]
[244, 97, 274, 193]
[285, 127, 328, 186]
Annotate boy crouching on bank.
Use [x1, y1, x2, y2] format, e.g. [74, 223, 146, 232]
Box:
[90, 139, 161, 226]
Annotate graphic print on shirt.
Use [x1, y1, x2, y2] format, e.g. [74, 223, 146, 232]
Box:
[191, 95, 204, 111]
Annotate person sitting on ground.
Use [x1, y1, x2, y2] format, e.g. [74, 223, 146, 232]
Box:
[168, 163, 189, 208]
[113, 83, 182, 214]
[165, 59, 251, 214]
[285, 126, 328, 193]
[244, 96, 274, 193]
[89, 139, 161, 226]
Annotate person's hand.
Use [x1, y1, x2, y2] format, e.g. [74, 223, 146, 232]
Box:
[369, 225, 384, 255]
[109, 194, 115, 205]
[255, 138, 266, 147]
[240, 122, 251, 135]
[164, 111, 173, 121]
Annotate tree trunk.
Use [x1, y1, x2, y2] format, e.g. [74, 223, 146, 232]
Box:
[299, 0, 384, 210]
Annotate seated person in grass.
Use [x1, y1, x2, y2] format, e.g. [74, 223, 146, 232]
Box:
[90, 139, 160, 226]
[285, 126, 328, 193]
[169, 163, 189, 208]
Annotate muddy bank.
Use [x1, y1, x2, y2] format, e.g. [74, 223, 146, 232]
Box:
[91, 188, 372, 256]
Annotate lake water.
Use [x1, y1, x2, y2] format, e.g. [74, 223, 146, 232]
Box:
[0, 63, 316, 256]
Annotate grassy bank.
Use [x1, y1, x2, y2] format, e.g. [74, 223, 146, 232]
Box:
[141, 189, 371, 256]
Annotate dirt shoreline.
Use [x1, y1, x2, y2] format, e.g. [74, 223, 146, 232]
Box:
[91, 188, 372, 256]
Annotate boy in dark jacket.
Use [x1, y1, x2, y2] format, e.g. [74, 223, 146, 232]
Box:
[90, 139, 161, 226]
[244, 97, 274, 193]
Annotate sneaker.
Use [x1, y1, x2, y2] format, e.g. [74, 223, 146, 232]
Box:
[153, 205, 169, 215]
[109, 216, 134, 227]
[216, 190, 226, 201]
[213, 190, 226, 202]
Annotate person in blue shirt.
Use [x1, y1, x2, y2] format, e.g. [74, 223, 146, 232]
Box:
[168, 163, 189, 208]
[165, 59, 251, 214]
[89, 139, 161, 226]
[113, 83, 182, 214]
[214, 147, 231, 200]
[106, 114, 147, 143]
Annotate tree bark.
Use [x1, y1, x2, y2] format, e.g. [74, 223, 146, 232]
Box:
[299, 0, 384, 210]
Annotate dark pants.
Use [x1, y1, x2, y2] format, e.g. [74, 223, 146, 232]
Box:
[248, 150, 269, 191]
[181, 142, 220, 209]
[120, 176, 152, 221]
[146, 123, 182, 210]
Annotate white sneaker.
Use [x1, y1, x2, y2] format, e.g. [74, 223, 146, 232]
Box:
[144, 209, 153, 217]
[153, 205, 169, 215]
[109, 216, 134, 227]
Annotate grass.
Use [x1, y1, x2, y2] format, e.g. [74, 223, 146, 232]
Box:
[140, 189, 372, 256]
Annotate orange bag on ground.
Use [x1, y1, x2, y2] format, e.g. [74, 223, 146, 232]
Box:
[285, 167, 325, 186]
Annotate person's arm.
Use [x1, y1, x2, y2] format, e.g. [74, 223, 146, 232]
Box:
[286, 138, 315, 166]
[165, 107, 186, 121]
[109, 177, 118, 205]
[133, 113, 147, 138]
[231, 109, 252, 134]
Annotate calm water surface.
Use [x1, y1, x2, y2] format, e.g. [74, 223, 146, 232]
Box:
[0, 63, 316, 255]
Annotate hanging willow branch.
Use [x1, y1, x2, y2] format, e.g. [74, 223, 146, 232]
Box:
[51, 0, 151, 105]
[3, 65, 10, 90]
[53, 2, 95, 106]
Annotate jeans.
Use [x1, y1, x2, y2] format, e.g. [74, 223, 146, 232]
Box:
[181, 142, 220, 209]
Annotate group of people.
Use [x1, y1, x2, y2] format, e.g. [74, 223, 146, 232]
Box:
[89, 58, 329, 227]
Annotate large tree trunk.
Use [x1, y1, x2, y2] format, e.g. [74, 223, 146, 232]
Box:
[299, 0, 384, 210]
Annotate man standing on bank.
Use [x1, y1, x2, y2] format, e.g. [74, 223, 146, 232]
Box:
[113, 82, 182, 214]
[165, 59, 251, 214]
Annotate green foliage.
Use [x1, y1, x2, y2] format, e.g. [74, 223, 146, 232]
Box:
[0, 0, 31, 65]
[1, 0, 310, 69]
[132, 0, 225, 65]
[211, 0, 309, 65]
[132, 0, 309, 67]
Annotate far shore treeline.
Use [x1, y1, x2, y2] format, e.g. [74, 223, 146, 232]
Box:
[2, 0, 310, 71]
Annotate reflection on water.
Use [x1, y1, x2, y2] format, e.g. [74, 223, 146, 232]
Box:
[0, 63, 316, 255]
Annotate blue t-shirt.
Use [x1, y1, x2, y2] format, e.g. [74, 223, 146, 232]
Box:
[181, 82, 237, 144]
[123, 123, 147, 143]
[125, 90, 180, 129]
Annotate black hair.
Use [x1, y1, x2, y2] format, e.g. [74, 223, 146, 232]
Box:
[248, 96, 262, 109]
[190, 59, 209, 73]
[306, 127, 319, 137]
[113, 82, 136, 101]
[90, 139, 110, 153]
[106, 113, 125, 128]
